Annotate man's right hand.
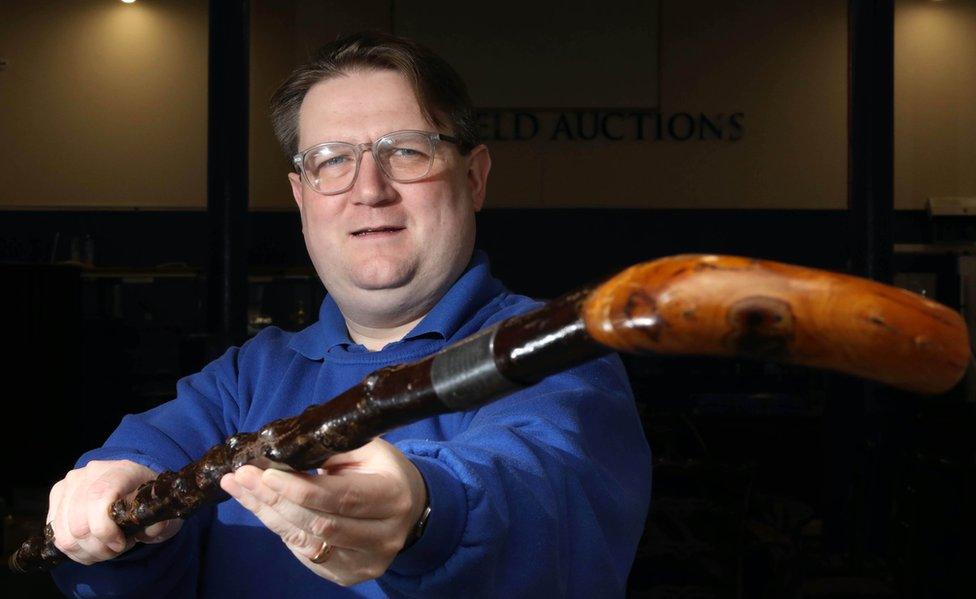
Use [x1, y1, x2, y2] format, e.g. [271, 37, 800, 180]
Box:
[48, 460, 183, 565]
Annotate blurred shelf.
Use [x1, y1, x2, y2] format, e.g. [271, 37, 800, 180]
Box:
[76, 265, 317, 283]
[894, 243, 976, 255]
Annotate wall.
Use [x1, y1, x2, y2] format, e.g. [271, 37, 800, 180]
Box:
[250, 0, 849, 210]
[895, 0, 976, 210]
[1, 1, 972, 211]
[0, 0, 208, 208]
[507, 0, 846, 209]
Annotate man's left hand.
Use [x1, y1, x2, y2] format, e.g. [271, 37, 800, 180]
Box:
[219, 437, 427, 587]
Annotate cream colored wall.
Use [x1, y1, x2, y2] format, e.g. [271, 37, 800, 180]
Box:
[895, 0, 976, 210]
[249, 0, 392, 210]
[1, 1, 970, 211]
[251, 0, 848, 210]
[0, 0, 207, 208]
[487, 1, 847, 209]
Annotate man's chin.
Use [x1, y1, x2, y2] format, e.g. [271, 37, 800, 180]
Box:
[348, 270, 415, 292]
[352, 279, 411, 292]
[343, 257, 416, 290]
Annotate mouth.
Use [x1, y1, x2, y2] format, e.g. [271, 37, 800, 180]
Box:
[350, 226, 406, 237]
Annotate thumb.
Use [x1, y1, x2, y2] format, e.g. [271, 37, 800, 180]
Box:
[133, 518, 183, 544]
[320, 437, 391, 474]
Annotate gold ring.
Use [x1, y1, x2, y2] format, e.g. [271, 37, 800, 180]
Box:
[310, 539, 334, 564]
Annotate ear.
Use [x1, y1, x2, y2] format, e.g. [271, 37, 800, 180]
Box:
[288, 172, 304, 212]
[465, 144, 491, 212]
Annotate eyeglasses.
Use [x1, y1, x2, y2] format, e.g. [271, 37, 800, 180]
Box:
[293, 130, 461, 195]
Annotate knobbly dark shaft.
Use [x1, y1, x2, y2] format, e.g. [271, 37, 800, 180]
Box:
[9, 290, 600, 573]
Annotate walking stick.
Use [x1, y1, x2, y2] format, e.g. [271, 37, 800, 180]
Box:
[9, 254, 970, 573]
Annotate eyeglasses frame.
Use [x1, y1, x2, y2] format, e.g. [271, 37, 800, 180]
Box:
[292, 129, 461, 196]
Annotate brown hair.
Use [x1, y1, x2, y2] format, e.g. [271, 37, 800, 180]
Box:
[270, 31, 479, 158]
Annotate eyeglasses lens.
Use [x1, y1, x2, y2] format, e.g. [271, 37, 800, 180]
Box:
[302, 132, 436, 194]
[378, 133, 434, 181]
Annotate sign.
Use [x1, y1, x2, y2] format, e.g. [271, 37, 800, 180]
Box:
[476, 110, 745, 142]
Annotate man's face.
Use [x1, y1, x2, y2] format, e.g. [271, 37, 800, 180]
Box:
[289, 69, 490, 328]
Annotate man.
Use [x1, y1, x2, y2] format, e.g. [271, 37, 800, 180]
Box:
[48, 32, 651, 597]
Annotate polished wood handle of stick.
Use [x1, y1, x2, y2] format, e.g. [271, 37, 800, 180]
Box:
[9, 254, 970, 573]
[582, 255, 970, 394]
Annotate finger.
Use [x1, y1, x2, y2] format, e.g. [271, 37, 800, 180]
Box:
[235, 485, 329, 559]
[62, 471, 90, 543]
[55, 486, 109, 565]
[296, 511, 398, 555]
[260, 467, 403, 519]
[51, 479, 86, 559]
[225, 470, 324, 558]
[295, 544, 383, 587]
[67, 463, 151, 563]
[224, 471, 295, 539]
[241, 475, 398, 552]
[50, 462, 141, 565]
[227, 472, 396, 583]
[86, 468, 132, 553]
[220, 472, 243, 496]
[231, 469, 314, 549]
[58, 473, 99, 561]
[47, 480, 85, 561]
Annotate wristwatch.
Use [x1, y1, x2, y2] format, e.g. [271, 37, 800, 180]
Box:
[402, 502, 432, 551]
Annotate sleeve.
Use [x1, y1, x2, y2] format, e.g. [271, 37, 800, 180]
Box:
[380, 352, 652, 598]
[50, 341, 252, 599]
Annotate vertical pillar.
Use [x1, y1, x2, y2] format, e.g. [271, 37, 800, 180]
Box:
[825, 0, 894, 563]
[849, 0, 894, 283]
[207, 0, 249, 350]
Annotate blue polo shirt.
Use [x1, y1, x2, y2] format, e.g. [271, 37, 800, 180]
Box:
[52, 252, 651, 598]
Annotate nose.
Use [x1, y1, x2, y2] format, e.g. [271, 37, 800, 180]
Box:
[350, 149, 397, 206]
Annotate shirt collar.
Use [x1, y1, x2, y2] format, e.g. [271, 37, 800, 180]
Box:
[289, 250, 504, 359]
